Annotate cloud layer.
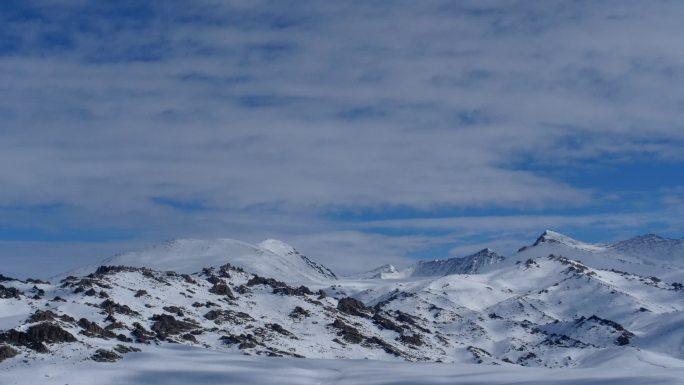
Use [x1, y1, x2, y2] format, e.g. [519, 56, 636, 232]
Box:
[1, 0, 684, 275]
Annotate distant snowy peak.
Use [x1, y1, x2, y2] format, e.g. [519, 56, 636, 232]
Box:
[516, 230, 684, 279]
[609, 234, 684, 262]
[90, 238, 336, 284]
[258, 239, 337, 280]
[409, 248, 505, 277]
[529, 230, 604, 251]
[356, 264, 400, 279]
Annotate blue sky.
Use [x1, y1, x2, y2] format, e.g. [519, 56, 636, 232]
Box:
[1, 0, 684, 276]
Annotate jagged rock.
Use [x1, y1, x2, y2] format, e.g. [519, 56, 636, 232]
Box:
[91, 349, 121, 362]
[26, 323, 77, 344]
[0, 274, 17, 282]
[26, 278, 49, 285]
[150, 314, 198, 339]
[337, 297, 371, 318]
[398, 333, 423, 346]
[273, 285, 312, 296]
[209, 283, 236, 299]
[51, 296, 66, 302]
[181, 333, 198, 343]
[181, 274, 197, 284]
[220, 333, 258, 349]
[363, 336, 401, 357]
[27, 310, 57, 323]
[206, 275, 223, 285]
[134, 290, 148, 298]
[204, 310, 253, 325]
[372, 313, 403, 333]
[95, 265, 141, 276]
[113, 344, 141, 354]
[329, 319, 364, 344]
[246, 276, 287, 289]
[289, 306, 311, 319]
[268, 323, 292, 336]
[0, 284, 23, 299]
[131, 322, 156, 344]
[100, 299, 140, 316]
[163, 306, 185, 317]
[1, 323, 77, 353]
[84, 288, 98, 296]
[78, 318, 117, 339]
[0, 345, 19, 362]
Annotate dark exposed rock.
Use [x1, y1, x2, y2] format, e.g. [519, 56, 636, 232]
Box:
[1, 322, 77, 352]
[181, 333, 198, 343]
[131, 322, 156, 344]
[236, 285, 250, 294]
[150, 314, 198, 339]
[372, 313, 403, 333]
[329, 319, 364, 344]
[0, 345, 19, 362]
[26, 278, 49, 284]
[0, 284, 23, 299]
[273, 285, 313, 296]
[0, 274, 17, 282]
[337, 297, 371, 318]
[364, 336, 402, 356]
[51, 296, 66, 302]
[616, 332, 632, 346]
[100, 299, 140, 316]
[206, 275, 223, 285]
[27, 310, 57, 323]
[0, 329, 47, 352]
[398, 333, 423, 346]
[209, 283, 236, 299]
[91, 349, 121, 362]
[134, 290, 148, 298]
[84, 288, 98, 296]
[220, 333, 258, 349]
[289, 306, 311, 319]
[317, 289, 327, 299]
[204, 310, 253, 324]
[181, 274, 197, 285]
[468, 346, 493, 364]
[26, 323, 77, 344]
[113, 344, 141, 354]
[246, 276, 287, 289]
[163, 306, 185, 317]
[116, 334, 133, 342]
[78, 318, 117, 339]
[267, 323, 292, 336]
[94, 265, 140, 276]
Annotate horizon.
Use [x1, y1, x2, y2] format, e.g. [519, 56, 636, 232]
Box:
[2, 1, 684, 277]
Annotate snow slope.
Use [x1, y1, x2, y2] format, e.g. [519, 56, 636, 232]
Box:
[2, 344, 683, 385]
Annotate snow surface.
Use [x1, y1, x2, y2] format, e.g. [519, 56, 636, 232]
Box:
[2, 344, 684, 385]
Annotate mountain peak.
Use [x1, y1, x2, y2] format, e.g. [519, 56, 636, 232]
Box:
[533, 230, 574, 246]
[258, 239, 298, 256]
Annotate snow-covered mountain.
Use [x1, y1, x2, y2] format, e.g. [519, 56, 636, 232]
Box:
[407, 248, 505, 277]
[356, 264, 400, 279]
[71, 238, 337, 285]
[515, 230, 684, 281]
[2, 230, 683, 381]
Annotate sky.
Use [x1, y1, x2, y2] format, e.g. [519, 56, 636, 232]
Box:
[1, 0, 684, 277]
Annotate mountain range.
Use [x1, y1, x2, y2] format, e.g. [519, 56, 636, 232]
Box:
[1, 230, 683, 383]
